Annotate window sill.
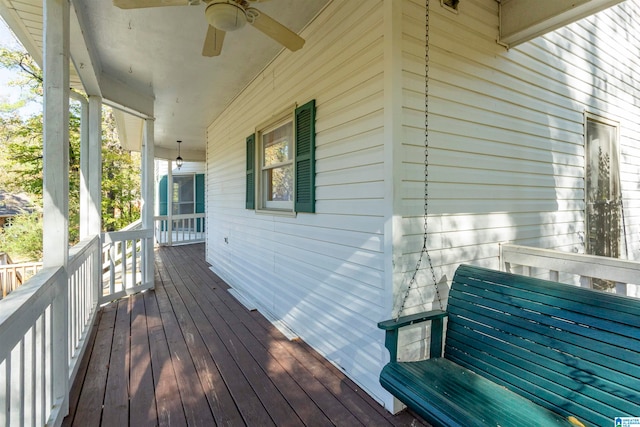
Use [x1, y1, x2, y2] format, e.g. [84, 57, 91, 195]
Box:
[256, 208, 297, 218]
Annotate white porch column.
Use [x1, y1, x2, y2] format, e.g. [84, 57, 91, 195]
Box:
[43, 0, 70, 419]
[167, 159, 173, 246]
[87, 96, 102, 236]
[142, 119, 155, 284]
[76, 94, 89, 239]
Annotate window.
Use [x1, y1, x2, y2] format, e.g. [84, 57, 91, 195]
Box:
[246, 99, 316, 213]
[261, 118, 294, 210]
[585, 113, 621, 263]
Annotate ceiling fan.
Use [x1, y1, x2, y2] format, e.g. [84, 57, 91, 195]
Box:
[113, 0, 305, 57]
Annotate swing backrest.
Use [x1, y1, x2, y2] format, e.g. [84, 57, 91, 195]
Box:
[445, 264, 640, 426]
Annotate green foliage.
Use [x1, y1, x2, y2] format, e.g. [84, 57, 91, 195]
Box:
[101, 111, 141, 231]
[0, 46, 141, 259]
[0, 47, 43, 101]
[0, 212, 43, 261]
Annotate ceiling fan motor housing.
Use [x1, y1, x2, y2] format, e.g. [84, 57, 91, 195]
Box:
[205, 2, 247, 32]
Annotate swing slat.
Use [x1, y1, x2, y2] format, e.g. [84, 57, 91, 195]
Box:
[378, 264, 640, 427]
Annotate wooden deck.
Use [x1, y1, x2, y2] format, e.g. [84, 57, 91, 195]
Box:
[63, 243, 427, 427]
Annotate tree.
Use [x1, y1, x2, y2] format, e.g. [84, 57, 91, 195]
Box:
[0, 212, 42, 261]
[0, 46, 141, 260]
[101, 110, 141, 231]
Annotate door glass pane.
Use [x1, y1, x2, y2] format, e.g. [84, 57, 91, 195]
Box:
[172, 176, 194, 215]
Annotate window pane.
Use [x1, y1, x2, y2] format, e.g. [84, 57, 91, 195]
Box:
[585, 116, 621, 268]
[263, 165, 293, 202]
[262, 121, 293, 167]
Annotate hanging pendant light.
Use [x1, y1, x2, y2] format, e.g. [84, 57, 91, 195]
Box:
[176, 140, 183, 170]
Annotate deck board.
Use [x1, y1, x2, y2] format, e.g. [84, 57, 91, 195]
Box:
[64, 243, 428, 427]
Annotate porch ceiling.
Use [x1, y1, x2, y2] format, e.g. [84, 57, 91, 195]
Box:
[0, 0, 329, 159]
[0, 0, 627, 159]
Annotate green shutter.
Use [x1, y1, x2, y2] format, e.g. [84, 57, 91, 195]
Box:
[159, 175, 168, 215]
[246, 134, 256, 209]
[195, 174, 205, 213]
[295, 100, 316, 213]
[195, 173, 205, 232]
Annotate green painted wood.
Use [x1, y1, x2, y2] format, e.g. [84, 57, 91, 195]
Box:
[380, 359, 575, 427]
[245, 134, 255, 210]
[195, 174, 205, 213]
[159, 175, 168, 216]
[378, 310, 447, 362]
[294, 100, 316, 213]
[378, 310, 447, 330]
[378, 264, 640, 427]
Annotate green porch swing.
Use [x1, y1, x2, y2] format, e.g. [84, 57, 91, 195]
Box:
[376, 2, 640, 426]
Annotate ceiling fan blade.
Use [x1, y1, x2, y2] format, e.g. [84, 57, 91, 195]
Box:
[113, 0, 188, 9]
[249, 10, 305, 52]
[202, 25, 225, 57]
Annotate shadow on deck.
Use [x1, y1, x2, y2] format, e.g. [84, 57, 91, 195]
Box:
[63, 243, 426, 426]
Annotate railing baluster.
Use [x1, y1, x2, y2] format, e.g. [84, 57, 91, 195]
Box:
[122, 241, 128, 290]
[36, 315, 44, 427]
[2, 357, 9, 426]
[15, 338, 25, 427]
[615, 282, 627, 296]
[27, 326, 36, 427]
[132, 239, 138, 287]
[579, 276, 591, 288]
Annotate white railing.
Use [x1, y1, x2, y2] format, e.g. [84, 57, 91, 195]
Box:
[1, 228, 154, 426]
[0, 262, 44, 299]
[500, 243, 640, 298]
[0, 236, 102, 427]
[154, 213, 205, 246]
[67, 236, 101, 382]
[0, 266, 69, 427]
[101, 228, 154, 304]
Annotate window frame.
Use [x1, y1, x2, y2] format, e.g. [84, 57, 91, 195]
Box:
[584, 112, 621, 257]
[255, 105, 297, 214]
[246, 99, 316, 214]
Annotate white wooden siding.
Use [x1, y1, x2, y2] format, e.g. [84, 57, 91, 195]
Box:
[206, 0, 640, 413]
[397, 0, 640, 324]
[155, 160, 205, 176]
[206, 0, 392, 405]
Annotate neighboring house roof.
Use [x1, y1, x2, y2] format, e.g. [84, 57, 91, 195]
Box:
[0, 192, 35, 218]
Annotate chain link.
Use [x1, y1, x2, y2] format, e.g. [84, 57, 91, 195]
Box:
[396, 0, 443, 321]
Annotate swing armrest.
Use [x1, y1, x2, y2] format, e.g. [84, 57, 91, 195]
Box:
[378, 310, 448, 362]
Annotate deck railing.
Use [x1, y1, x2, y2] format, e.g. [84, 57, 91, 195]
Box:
[1, 226, 154, 426]
[68, 236, 101, 381]
[0, 262, 44, 299]
[0, 235, 101, 427]
[101, 228, 154, 304]
[500, 243, 640, 298]
[154, 213, 205, 246]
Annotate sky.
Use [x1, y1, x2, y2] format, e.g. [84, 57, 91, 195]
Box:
[0, 16, 42, 116]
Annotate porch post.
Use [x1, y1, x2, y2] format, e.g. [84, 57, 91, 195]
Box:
[78, 94, 101, 240]
[87, 96, 102, 236]
[77, 94, 89, 239]
[43, 0, 70, 419]
[88, 96, 102, 302]
[167, 159, 173, 246]
[142, 119, 155, 285]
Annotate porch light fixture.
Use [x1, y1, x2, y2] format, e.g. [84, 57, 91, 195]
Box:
[176, 140, 183, 170]
[205, 1, 247, 32]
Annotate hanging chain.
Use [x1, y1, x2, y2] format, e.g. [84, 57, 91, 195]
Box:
[396, 0, 443, 320]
